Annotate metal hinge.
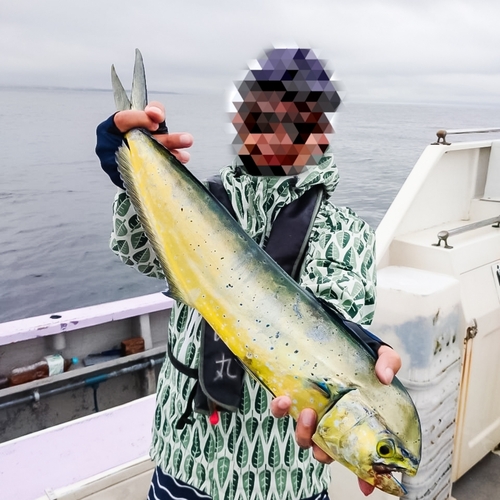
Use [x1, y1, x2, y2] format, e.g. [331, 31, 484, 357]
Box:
[465, 319, 478, 342]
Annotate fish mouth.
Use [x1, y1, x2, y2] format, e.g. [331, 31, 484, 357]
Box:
[371, 468, 407, 497]
[371, 460, 420, 496]
[373, 459, 418, 477]
[373, 463, 407, 474]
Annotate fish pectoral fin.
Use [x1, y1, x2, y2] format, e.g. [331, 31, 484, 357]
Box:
[307, 377, 355, 404]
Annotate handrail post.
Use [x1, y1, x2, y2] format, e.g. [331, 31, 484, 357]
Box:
[433, 216, 500, 248]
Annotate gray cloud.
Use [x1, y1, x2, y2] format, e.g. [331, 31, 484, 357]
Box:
[1, 0, 499, 103]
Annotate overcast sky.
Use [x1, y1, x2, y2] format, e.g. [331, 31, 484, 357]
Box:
[1, 0, 499, 104]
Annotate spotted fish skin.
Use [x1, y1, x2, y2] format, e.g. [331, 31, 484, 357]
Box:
[112, 50, 421, 496]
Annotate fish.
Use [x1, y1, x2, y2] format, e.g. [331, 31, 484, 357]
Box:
[110, 49, 421, 496]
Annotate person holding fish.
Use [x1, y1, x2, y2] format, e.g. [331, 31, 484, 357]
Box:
[96, 48, 412, 500]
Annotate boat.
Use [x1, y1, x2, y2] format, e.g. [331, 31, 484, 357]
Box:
[1, 128, 499, 499]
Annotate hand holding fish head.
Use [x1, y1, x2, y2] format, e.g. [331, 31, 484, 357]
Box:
[313, 390, 419, 496]
[271, 344, 406, 496]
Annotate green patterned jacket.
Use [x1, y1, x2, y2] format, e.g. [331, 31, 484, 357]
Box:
[109, 150, 376, 500]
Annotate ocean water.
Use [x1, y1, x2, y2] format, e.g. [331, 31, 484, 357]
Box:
[1, 87, 499, 323]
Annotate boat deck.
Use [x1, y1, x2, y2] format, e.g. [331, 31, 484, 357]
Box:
[452, 450, 500, 500]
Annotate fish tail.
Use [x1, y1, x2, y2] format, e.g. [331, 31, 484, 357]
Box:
[111, 64, 131, 111]
[131, 49, 147, 111]
[111, 48, 148, 112]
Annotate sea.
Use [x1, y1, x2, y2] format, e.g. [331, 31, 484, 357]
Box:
[1, 86, 499, 324]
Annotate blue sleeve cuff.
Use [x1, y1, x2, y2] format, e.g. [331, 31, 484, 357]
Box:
[95, 114, 126, 189]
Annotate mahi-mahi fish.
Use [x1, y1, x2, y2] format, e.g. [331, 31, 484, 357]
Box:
[110, 49, 421, 496]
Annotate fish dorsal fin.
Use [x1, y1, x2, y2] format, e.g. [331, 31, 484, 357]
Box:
[115, 143, 190, 307]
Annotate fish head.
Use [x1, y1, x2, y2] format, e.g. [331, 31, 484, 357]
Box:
[312, 390, 421, 496]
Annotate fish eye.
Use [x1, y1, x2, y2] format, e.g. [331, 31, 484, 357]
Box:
[377, 439, 395, 458]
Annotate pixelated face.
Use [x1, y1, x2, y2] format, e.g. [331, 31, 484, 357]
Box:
[232, 48, 340, 176]
[232, 91, 333, 175]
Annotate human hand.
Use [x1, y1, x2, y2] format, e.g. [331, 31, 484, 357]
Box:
[114, 101, 193, 164]
[270, 345, 402, 496]
[373, 344, 401, 385]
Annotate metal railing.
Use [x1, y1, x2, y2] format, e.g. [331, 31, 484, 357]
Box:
[433, 128, 500, 145]
[0, 356, 165, 411]
[433, 215, 500, 248]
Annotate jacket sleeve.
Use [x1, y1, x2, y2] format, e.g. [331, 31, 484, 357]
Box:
[95, 114, 126, 189]
[95, 115, 166, 279]
[299, 200, 377, 326]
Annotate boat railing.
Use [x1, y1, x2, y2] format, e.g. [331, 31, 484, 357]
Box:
[0, 292, 174, 443]
[0, 354, 165, 412]
[432, 215, 500, 248]
[433, 128, 500, 145]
